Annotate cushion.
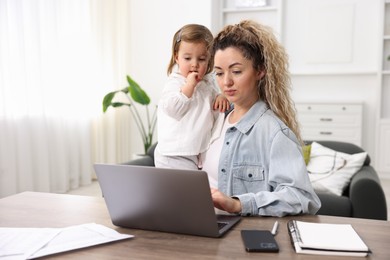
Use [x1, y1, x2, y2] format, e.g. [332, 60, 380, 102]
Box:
[307, 142, 367, 196]
[302, 144, 311, 165]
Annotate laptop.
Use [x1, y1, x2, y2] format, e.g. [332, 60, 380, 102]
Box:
[94, 164, 241, 238]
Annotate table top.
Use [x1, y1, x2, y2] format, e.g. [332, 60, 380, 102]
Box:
[1, 191, 390, 259]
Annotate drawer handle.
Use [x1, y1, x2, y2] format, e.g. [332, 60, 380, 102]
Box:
[320, 131, 333, 135]
[320, 118, 333, 122]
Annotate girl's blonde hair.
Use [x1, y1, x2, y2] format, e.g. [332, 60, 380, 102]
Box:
[212, 20, 302, 144]
[167, 24, 214, 75]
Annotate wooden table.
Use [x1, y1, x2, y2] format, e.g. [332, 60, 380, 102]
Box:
[1, 191, 389, 259]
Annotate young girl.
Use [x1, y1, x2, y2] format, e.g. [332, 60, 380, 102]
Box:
[154, 24, 229, 170]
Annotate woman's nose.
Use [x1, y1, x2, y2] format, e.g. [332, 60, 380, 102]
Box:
[223, 74, 233, 86]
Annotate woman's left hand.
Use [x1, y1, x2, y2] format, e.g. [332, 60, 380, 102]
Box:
[210, 188, 242, 214]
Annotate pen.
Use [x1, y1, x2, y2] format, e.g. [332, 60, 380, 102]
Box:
[271, 221, 279, 236]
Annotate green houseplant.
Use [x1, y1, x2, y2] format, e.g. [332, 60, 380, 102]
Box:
[102, 75, 157, 155]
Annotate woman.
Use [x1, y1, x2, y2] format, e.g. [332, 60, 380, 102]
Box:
[202, 20, 321, 217]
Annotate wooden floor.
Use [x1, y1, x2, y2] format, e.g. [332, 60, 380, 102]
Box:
[66, 180, 102, 197]
[67, 178, 390, 220]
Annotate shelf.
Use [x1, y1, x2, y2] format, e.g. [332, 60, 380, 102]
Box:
[219, 0, 283, 39]
[291, 70, 377, 76]
[222, 6, 278, 13]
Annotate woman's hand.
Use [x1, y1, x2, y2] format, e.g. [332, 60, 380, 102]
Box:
[210, 188, 242, 214]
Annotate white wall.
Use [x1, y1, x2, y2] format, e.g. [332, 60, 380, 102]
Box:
[125, 0, 382, 167]
[284, 0, 381, 163]
[126, 0, 213, 154]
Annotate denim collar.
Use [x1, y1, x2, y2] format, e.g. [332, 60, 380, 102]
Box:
[233, 100, 269, 134]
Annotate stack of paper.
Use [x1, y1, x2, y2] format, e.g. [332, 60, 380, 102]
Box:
[0, 223, 133, 259]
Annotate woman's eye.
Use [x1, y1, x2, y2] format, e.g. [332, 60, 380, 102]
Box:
[232, 70, 242, 75]
[184, 57, 191, 61]
[215, 72, 223, 77]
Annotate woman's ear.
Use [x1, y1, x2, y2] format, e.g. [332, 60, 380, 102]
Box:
[256, 69, 266, 80]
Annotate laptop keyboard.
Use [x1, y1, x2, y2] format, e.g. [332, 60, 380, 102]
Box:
[217, 222, 228, 230]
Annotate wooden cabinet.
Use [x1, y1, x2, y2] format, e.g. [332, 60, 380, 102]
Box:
[296, 103, 363, 147]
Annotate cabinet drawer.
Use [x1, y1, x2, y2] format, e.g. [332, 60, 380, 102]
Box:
[301, 127, 362, 146]
[298, 114, 361, 127]
[296, 103, 362, 113]
[296, 103, 363, 147]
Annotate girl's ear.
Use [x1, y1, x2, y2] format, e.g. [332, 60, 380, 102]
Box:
[174, 53, 179, 64]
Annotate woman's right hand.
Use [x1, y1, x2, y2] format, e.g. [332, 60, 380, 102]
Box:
[210, 188, 242, 214]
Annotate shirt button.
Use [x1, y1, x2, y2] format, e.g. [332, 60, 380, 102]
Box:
[248, 173, 253, 178]
[226, 141, 230, 145]
[221, 169, 226, 173]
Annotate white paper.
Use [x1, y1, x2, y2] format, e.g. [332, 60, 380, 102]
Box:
[296, 221, 368, 251]
[0, 228, 61, 260]
[0, 223, 133, 260]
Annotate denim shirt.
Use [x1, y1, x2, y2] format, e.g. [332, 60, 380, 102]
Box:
[218, 101, 321, 217]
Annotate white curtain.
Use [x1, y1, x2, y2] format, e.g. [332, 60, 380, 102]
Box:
[0, 0, 132, 198]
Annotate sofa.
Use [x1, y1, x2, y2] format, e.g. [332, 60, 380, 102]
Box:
[124, 141, 387, 220]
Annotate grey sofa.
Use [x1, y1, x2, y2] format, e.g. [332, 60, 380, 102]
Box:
[124, 141, 387, 220]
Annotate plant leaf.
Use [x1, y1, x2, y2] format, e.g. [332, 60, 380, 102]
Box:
[102, 91, 117, 112]
[120, 87, 129, 94]
[111, 102, 131, 108]
[127, 75, 150, 105]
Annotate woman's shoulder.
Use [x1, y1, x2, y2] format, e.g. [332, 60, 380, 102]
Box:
[261, 109, 299, 144]
[262, 109, 287, 128]
[249, 105, 290, 134]
[246, 101, 286, 128]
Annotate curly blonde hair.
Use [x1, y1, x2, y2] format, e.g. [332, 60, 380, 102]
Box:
[212, 20, 302, 144]
[167, 24, 214, 76]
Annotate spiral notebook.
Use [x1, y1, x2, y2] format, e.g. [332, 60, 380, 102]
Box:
[287, 220, 371, 257]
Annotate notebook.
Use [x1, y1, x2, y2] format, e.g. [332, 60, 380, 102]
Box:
[288, 220, 370, 257]
[94, 164, 241, 238]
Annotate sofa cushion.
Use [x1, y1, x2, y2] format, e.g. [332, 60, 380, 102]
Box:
[305, 140, 370, 166]
[307, 142, 367, 196]
[302, 144, 311, 165]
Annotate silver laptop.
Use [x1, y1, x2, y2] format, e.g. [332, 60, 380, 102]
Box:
[94, 164, 241, 238]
